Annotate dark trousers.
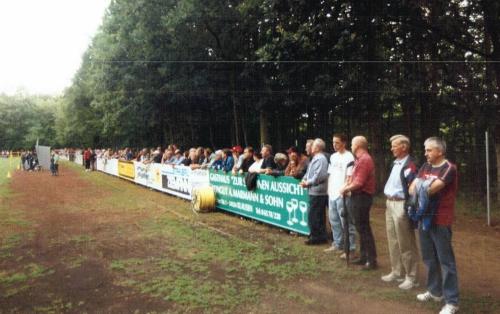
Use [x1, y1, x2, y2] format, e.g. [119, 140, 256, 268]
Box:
[308, 195, 328, 241]
[419, 225, 459, 305]
[350, 193, 377, 263]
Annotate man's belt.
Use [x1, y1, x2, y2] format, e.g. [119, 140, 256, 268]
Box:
[387, 196, 405, 201]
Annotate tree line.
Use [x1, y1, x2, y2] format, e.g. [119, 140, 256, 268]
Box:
[2, 0, 500, 202]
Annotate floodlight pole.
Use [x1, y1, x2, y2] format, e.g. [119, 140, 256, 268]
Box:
[486, 130, 491, 227]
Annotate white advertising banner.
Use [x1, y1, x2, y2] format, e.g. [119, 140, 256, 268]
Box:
[89, 158, 209, 201]
[98, 158, 118, 176]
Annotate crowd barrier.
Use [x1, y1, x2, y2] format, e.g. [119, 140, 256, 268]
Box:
[63, 154, 311, 235]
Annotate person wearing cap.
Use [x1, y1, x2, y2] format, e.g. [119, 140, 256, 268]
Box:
[285, 146, 308, 179]
[231, 145, 244, 173]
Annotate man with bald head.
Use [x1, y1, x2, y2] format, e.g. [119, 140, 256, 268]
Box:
[340, 136, 377, 270]
[382, 135, 419, 289]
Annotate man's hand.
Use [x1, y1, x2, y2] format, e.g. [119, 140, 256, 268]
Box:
[299, 180, 308, 188]
[339, 186, 348, 196]
[428, 179, 446, 196]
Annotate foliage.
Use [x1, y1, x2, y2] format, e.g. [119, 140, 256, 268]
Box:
[2, 0, 500, 194]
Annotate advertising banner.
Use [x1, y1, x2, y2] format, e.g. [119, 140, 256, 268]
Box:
[118, 160, 135, 180]
[159, 165, 192, 200]
[102, 159, 119, 176]
[209, 171, 310, 235]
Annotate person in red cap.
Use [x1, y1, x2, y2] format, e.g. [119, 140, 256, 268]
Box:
[231, 145, 244, 173]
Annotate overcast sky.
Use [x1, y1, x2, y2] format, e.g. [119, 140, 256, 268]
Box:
[0, 0, 110, 95]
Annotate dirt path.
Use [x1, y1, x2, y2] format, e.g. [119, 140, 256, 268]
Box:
[0, 164, 498, 313]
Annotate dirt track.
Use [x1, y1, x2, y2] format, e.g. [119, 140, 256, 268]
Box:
[1, 164, 499, 313]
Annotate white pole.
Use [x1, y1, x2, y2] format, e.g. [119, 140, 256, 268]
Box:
[486, 130, 491, 227]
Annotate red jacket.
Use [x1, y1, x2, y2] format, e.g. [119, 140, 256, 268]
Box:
[83, 150, 91, 161]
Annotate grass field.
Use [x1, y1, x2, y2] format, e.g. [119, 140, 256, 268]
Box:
[0, 159, 499, 313]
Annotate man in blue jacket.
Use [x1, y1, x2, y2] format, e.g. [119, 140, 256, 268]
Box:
[300, 138, 329, 245]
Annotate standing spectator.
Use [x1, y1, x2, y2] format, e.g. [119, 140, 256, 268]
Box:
[285, 147, 308, 179]
[90, 149, 97, 171]
[266, 153, 288, 176]
[173, 149, 185, 165]
[259, 144, 277, 173]
[221, 149, 235, 172]
[382, 135, 419, 290]
[125, 148, 134, 161]
[305, 139, 314, 160]
[211, 150, 224, 170]
[231, 145, 244, 172]
[20, 150, 27, 170]
[161, 149, 175, 164]
[300, 138, 329, 245]
[200, 148, 216, 169]
[324, 134, 356, 258]
[182, 148, 197, 166]
[248, 152, 263, 173]
[239, 147, 255, 173]
[152, 146, 163, 163]
[410, 137, 459, 314]
[50, 151, 60, 176]
[83, 148, 92, 172]
[340, 136, 378, 270]
[196, 147, 205, 164]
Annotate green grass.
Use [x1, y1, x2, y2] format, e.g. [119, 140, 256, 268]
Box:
[0, 263, 54, 297]
[6, 160, 495, 313]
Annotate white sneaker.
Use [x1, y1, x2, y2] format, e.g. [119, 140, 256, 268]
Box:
[398, 278, 419, 290]
[439, 304, 459, 314]
[416, 291, 444, 302]
[323, 245, 340, 253]
[381, 272, 404, 283]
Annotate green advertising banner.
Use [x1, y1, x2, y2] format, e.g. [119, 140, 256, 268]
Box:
[209, 171, 310, 235]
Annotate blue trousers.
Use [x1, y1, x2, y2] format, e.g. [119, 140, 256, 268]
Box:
[328, 196, 356, 250]
[419, 225, 459, 305]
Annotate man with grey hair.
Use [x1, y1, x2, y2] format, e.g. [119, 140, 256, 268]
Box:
[340, 136, 377, 270]
[410, 137, 459, 314]
[300, 138, 329, 245]
[382, 135, 419, 289]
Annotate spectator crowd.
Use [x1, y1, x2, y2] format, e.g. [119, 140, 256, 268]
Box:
[55, 134, 459, 314]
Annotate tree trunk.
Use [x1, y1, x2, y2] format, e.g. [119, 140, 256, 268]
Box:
[259, 109, 269, 146]
[241, 101, 249, 147]
[232, 99, 240, 146]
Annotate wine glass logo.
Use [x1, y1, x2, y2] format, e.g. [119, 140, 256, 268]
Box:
[299, 201, 308, 226]
[286, 201, 294, 225]
[291, 199, 299, 223]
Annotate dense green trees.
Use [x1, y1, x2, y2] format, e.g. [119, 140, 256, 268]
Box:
[2, 0, 499, 198]
[0, 93, 61, 149]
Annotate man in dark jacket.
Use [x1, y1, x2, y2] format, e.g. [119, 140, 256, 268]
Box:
[259, 144, 277, 172]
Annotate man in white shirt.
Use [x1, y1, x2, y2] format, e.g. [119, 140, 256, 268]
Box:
[324, 134, 356, 256]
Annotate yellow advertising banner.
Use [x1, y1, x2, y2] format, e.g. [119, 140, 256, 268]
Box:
[118, 160, 135, 180]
